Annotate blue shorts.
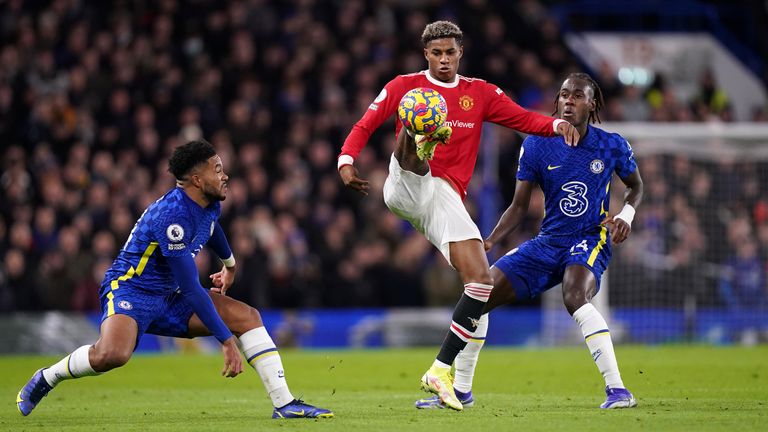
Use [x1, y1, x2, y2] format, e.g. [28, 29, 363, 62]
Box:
[98, 284, 195, 340]
[493, 234, 611, 301]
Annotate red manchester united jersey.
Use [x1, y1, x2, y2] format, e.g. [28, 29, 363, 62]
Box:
[339, 70, 558, 197]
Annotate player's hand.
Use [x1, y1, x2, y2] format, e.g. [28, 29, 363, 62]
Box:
[339, 164, 370, 195]
[601, 216, 631, 244]
[221, 337, 243, 378]
[556, 121, 580, 147]
[209, 264, 235, 296]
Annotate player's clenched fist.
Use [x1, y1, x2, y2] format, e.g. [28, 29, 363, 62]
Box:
[601, 216, 631, 244]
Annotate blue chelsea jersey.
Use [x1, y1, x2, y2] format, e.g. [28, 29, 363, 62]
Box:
[102, 187, 221, 294]
[517, 125, 637, 245]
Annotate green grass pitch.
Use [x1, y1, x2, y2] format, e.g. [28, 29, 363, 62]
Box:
[1, 346, 766, 431]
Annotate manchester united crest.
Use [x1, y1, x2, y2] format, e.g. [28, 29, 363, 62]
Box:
[459, 95, 474, 111]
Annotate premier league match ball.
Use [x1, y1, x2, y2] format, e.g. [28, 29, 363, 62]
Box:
[397, 87, 448, 136]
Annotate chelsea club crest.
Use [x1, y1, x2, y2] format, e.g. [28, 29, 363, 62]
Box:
[590, 159, 605, 174]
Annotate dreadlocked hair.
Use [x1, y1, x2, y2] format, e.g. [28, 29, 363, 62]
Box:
[421, 21, 463, 46]
[552, 72, 605, 124]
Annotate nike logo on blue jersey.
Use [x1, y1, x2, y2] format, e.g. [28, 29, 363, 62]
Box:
[547, 165, 562, 170]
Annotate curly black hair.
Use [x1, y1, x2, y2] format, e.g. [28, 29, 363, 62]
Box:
[552, 72, 605, 124]
[168, 140, 216, 180]
[421, 21, 463, 46]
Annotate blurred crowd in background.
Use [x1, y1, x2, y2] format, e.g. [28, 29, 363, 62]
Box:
[0, 0, 767, 315]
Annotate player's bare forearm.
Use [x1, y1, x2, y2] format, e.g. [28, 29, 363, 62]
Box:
[485, 205, 526, 250]
[485, 180, 534, 250]
[621, 169, 644, 209]
[603, 169, 643, 244]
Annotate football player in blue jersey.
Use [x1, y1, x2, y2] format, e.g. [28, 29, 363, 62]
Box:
[416, 73, 643, 410]
[17, 141, 333, 419]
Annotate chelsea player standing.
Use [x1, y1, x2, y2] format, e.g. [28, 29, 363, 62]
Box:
[417, 73, 643, 409]
[17, 141, 333, 419]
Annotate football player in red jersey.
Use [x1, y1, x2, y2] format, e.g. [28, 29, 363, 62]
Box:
[337, 20, 580, 410]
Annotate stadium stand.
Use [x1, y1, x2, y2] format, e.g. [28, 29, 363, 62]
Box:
[0, 0, 766, 344]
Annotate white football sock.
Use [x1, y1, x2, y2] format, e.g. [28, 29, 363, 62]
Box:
[453, 313, 488, 393]
[573, 303, 624, 389]
[239, 327, 294, 408]
[42, 345, 100, 387]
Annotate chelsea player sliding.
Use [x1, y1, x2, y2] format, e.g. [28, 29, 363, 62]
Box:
[417, 73, 644, 410]
[17, 141, 332, 419]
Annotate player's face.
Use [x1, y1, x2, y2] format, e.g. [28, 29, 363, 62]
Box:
[424, 38, 463, 82]
[199, 155, 228, 202]
[557, 78, 595, 126]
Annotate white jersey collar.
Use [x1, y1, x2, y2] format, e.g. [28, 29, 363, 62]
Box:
[424, 70, 460, 88]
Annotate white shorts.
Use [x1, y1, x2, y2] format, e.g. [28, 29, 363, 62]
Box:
[382, 154, 482, 264]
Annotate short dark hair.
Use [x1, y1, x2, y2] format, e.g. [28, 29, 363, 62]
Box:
[421, 21, 463, 46]
[168, 140, 216, 180]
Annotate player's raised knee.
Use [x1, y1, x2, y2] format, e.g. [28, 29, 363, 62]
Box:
[225, 302, 263, 335]
[242, 304, 262, 328]
[90, 346, 132, 372]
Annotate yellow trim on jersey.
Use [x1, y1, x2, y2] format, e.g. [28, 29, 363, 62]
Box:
[106, 242, 159, 316]
[587, 226, 608, 267]
[589, 181, 612, 267]
[106, 291, 115, 316]
[135, 242, 158, 274]
[600, 183, 610, 218]
[110, 267, 136, 290]
[468, 338, 485, 344]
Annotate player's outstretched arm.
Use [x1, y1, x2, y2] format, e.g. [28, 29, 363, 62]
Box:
[337, 79, 403, 195]
[484, 180, 534, 251]
[602, 169, 644, 244]
[166, 254, 243, 377]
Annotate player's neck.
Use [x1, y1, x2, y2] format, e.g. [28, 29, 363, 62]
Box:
[573, 122, 589, 139]
[425, 70, 459, 87]
[179, 185, 210, 208]
[575, 123, 589, 141]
